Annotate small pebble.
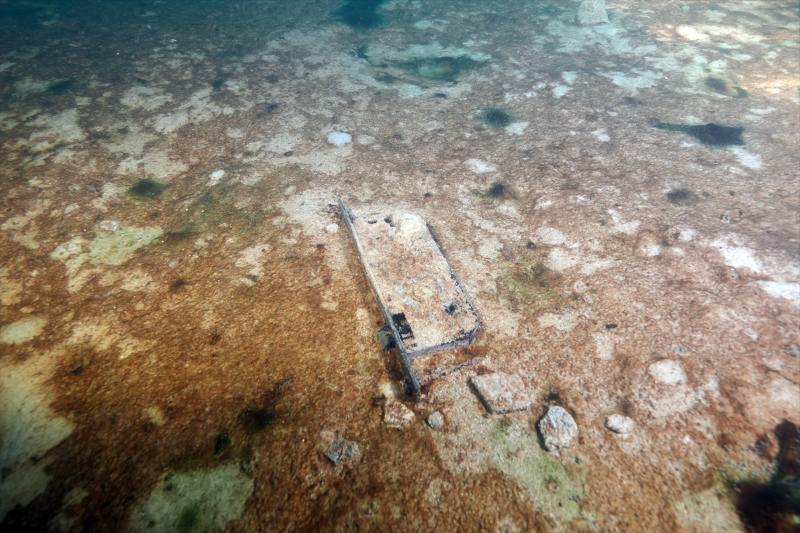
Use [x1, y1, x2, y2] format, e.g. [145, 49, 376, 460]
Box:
[605, 414, 635, 435]
[425, 411, 444, 430]
[325, 223, 339, 233]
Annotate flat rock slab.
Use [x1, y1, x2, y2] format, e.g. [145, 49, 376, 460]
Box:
[382, 399, 415, 428]
[471, 372, 531, 414]
[538, 406, 579, 451]
[345, 207, 479, 359]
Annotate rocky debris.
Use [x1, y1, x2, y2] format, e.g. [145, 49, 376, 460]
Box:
[577, 0, 609, 25]
[605, 414, 635, 435]
[471, 372, 531, 414]
[324, 438, 361, 464]
[538, 406, 579, 451]
[382, 399, 415, 428]
[425, 411, 444, 430]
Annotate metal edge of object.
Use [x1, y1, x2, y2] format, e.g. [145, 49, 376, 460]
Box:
[338, 198, 421, 399]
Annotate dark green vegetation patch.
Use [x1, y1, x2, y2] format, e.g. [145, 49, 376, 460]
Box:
[46, 78, 80, 94]
[128, 178, 167, 198]
[331, 0, 388, 31]
[665, 189, 699, 207]
[653, 121, 744, 146]
[705, 77, 747, 98]
[480, 107, 514, 128]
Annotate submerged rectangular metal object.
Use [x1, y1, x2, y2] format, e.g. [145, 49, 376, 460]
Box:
[339, 200, 479, 395]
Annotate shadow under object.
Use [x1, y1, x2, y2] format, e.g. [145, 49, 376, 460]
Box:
[339, 200, 479, 398]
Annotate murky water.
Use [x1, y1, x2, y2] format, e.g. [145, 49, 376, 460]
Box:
[1, 1, 799, 531]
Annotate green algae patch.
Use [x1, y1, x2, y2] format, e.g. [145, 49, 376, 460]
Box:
[498, 454, 581, 522]
[89, 226, 163, 266]
[132, 464, 254, 533]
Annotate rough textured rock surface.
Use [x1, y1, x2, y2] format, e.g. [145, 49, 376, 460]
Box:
[538, 406, 579, 451]
[425, 411, 444, 429]
[577, 0, 609, 25]
[471, 372, 531, 414]
[605, 414, 635, 435]
[324, 438, 362, 464]
[382, 399, 415, 427]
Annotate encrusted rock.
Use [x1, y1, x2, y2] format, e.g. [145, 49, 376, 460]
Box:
[538, 406, 579, 451]
[425, 411, 444, 430]
[577, 0, 609, 25]
[471, 372, 531, 414]
[382, 399, 415, 428]
[324, 438, 361, 464]
[605, 414, 635, 435]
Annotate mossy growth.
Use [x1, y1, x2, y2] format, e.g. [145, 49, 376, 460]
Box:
[177, 178, 266, 238]
[132, 465, 254, 533]
[129, 178, 167, 199]
[491, 419, 512, 445]
[401, 56, 484, 82]
[331, 0, 388, 31]
[495, 253, 575, 312]
[479, 107, 514, 128]
[653, 121, 744, 146]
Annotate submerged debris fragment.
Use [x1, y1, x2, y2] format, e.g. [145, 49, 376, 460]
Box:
[324, 438, 362, 464]
[653, 121, 744, 146]
[382, 398, 415, 428]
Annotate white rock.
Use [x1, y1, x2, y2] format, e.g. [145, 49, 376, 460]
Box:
[98, 220, 120, 231]
[325, 223, 339, 233]
[382, 399, 415, 428]
[577, 0, 609, 25]
[425, 411, 444, 430]
[648, 360, 686, 386]
[605, 414, 635, 434]
[538, 406, 579, 451]
[327, 131, 352, 146]
[471, 372, 531, 414]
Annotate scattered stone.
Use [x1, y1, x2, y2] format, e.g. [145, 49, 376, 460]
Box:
[471, 372, 531, 414]
[324, 438, 361, 464]
[425, 411, 444, 430]
[538, 406, 579, 451]
[98, 220, 120, 231]
[577, 0, 609, 25]
[605, 414, 635, 435]
[382, 399, 415, 428]
[325, 223, 339, 233]
[327, 131, 352, 146]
